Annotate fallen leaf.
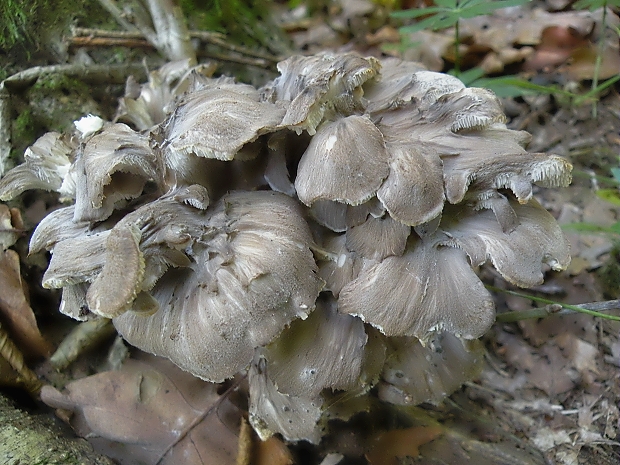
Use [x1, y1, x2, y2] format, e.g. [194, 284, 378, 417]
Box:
[254, 436, 294, 465]
[41, 354, 242, 465]
[0, 204, 23, 250]
[365, 425, 443, 465]
[0, 321, 43, 394]
[0, 249, 51, 359]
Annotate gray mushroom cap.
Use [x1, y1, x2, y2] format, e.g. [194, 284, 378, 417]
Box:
[262, 295, 367, 398]
[269, 52, 380, 134]
[373, 86, 572, 206]
[0, 132, 75, 201]
[376, 142, 445, 227]
[72, 123, 163, 223]
[161, 86, 285, 163]
[364, 60, 464, 114]
[345, 214, 410, 261]
[309, 198, 385, 233]
[441, 198, 571, 287]
[248, 354, 323, 443]
[113, 191, 324, 382]
[295, 115, 390, 206]
[339, 244, 496, 340]
[29, 206, 89, 254]
[379, 333, 484, 406]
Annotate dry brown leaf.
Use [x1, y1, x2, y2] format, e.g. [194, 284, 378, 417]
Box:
[524, 25, 590, 72]
[0, 204, 23, 250]
[564, 44, 620, 81]
[365, 425, 443, 465]
[40, 354, 241, 465]
[0, 249, 51, 359]
[254, 436, 294, 465]
[0, 321, 42, 394]
[496, 331, 575, 396]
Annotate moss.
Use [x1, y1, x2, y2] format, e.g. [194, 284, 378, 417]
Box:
[8, 73, 104, 159]
[12, 109, 42, 157]
[0, 0, 114, 53]
[0, 0, 34, 48]
[180, 0, 291, 54]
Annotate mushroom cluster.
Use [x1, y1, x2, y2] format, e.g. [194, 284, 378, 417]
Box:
[0, 52, 571, 443]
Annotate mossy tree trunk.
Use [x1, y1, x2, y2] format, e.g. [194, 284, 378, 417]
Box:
[0, 391, 114, 465]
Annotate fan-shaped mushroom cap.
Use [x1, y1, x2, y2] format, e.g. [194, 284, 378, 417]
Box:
[263, 296, 367, 398]
[309, 199, 385, 233]
[249, 355, 323, 443]
[339, 243, 496, 340]
[376, 143, 445, 227]
[42, 232, 109, 289]
[379, 333, 484, 405]
[29, 206, 90, 254]
[269, 53, 380, 134]
[373, 86, 571, 205]
[295, 115, 390, 206]
[113, 191, 323, 382]
[81, 186, 210, 318]
[316, 233, 365, 298]
[345, 214, 409, 261]
[364, 61, 464, 114]
[161, 86, 285, 163]
[0, 132, 74, 201]
[441, 199, 571, 287]
[73, 123, 163, 223]
[119, 59, 199, 130]
[86, 223, 145, 318]
[443, 150, 573, 205]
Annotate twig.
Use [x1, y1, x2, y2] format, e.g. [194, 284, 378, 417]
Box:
[191, 31, 280, 62]
[96, 0, 196, 62]
[96, 0, 141, 34]
[488, 285, 620, 322]
[2, 63, 147, 91]
[71, 36, 154, 49]
[72, 27, 280, 64]
[0, 83, 11, 177]
[49, 318, 116, 371]
[198, 51, 273, 69]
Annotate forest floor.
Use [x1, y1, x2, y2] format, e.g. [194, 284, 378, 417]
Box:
[1, 1, 619, 464]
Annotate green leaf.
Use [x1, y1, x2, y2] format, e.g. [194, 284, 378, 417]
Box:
[573, 0, 620, 10]
[391, 7, 447, 19]
[469, 75, 563, 97]
[582, 75, 620, 98]
[452, 66, 485, 85]
[562, 222, 620, 234]
[399, 13, 459, 33]
[434, 0, 459, 7]
[597, 188, 620, 206]
[611, 167, 620, 183]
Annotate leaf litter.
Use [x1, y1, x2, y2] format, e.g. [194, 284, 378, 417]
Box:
[41, 352, 242, 465]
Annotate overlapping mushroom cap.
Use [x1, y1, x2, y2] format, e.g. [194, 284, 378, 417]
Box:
[1, 52, 572, 444]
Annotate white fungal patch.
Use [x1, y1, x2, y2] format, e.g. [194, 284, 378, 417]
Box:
[74, 115, 104, 138]
[324, 134, 338, 151]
